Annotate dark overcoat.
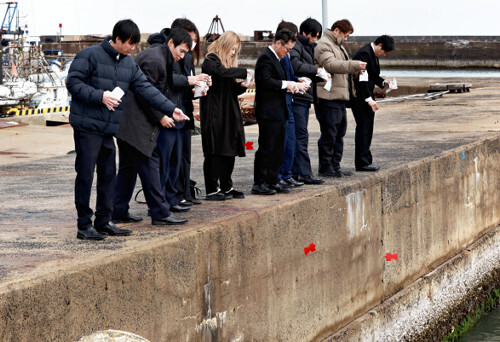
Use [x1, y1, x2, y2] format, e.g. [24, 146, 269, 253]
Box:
[116, 44, 177, 157]
[200, 53, 247, 157]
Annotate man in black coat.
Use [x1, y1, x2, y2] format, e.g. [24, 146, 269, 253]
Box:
[66, 20, 187, 240]
[289, 18, 326, 185]
[252, 29, 303, 195]
[351, 35, 394, 172]
[113, 28, 192, 226]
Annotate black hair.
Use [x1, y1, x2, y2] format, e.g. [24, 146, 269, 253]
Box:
[167, 27, 193, 48]
[112, 19, 141, 44]
[171, 18, 200, 65]
[300, 18, 322, 39]
[276, 20, 298, 36]
[374, 35, 395, 52]
[274, 29, 297, 44]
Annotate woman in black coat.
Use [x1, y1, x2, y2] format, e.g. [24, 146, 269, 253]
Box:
[200, 31, 254, 200]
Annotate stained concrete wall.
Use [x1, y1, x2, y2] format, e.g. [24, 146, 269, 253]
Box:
[0, 132, 498, 341]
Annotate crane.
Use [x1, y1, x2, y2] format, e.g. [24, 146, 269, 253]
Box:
[0, 2, 22, 36]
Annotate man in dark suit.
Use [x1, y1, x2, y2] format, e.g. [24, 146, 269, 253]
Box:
[113, 28, 191, 226]
[351, 35, 394, 171]
[252, 29, 306, 195]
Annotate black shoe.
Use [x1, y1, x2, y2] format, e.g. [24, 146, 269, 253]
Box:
[297, 175, 325, 185]
[251, 184, 277, 195]
[152, 214, 188, 225]
[179, 199, 193, 206]
[269, 183, 291, 193]
[319, 169, 342, 178]
[225, 189, 245, 199]
[77, 226, 107, 240]
[335, 169, 353, 176]
[190, 198, 202, 205]
[205, 192, 226, 201]
[95, 221, 132, 236]
[112, 213, 143, 224]
[356, 164, 380, 172]
[278, 179, 294, 188]
[171, 205, 191, 212]
[285, 178, 304, 187]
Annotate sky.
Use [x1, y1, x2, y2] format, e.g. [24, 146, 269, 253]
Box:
[14, 0, 500, 38]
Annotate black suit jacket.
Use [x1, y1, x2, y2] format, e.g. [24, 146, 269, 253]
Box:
[255, 47, 288, 121]
[353, 43, 385, 101]
[117, 44, 177, 157]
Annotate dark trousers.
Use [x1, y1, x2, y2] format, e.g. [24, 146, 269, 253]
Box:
[113, 140, 170, 221]
[73, 129, 116, 229]
[157, 128, 183, 207]
[203, 155, 235, 194]
[175, 129, 195, 202]
[291, 100, 313, 177]
[254, 119, 286, 185]
[351, 100, 375, 168]
[315, 100, 347, 173]
[279, 106, 296, 181]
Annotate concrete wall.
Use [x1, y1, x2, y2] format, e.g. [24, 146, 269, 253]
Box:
[42, 38, 500, 69]
[0, 132, 498, 341]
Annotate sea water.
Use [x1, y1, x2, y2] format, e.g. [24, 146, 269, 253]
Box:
[461, 305, 500, 341]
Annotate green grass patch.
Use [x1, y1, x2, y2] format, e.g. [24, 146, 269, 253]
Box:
[443, 288, 500, 341]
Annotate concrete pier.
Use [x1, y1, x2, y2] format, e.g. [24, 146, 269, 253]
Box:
[0, 82, 499, 341]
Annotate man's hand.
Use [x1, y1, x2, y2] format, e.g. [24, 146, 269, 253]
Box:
[298, 77, 311, 84]
[296, 82, 310, 93]
[241, 80, 254, 88]
[172, 108, 190, 122]
[359, 61, 367, 70]
[286, 81, 299, 94]
[368, 100, 379, 112]
[188, 73, 211, 86]
[102, 91, 121, 111]
[160, 115, 175, 128]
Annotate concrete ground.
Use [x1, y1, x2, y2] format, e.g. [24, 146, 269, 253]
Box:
[0, 78, 499, 339]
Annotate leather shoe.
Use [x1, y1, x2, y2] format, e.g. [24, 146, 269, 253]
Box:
[278, 180, 293, 188]
[269, 183, 291, 193]
[205, 192, 225, 201]
[179, 199, 193, 206]
[251, 184, 277, 195]
[112, 213, 143, 224]
[77, 226, 107, 240]
[152, 214, 188, 225]
[319, 169, 342, 177]
[95, 221, 132, 236]
[335, 169, 353, 176]
[171, 205, 191, 212]
[285, 178, 304, 187]
[356, 164, 380, 172]
[224, 189, 245, 199]
[297, 175, 325, 185]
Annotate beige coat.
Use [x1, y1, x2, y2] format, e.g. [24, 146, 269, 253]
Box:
[314, 29, 362, 101]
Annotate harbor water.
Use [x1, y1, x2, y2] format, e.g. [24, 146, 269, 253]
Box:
[382, 68, 500, 78]
[461, 305, 500, 341]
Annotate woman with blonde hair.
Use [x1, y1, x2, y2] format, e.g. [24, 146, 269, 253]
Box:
[200, 31, 254, 201]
